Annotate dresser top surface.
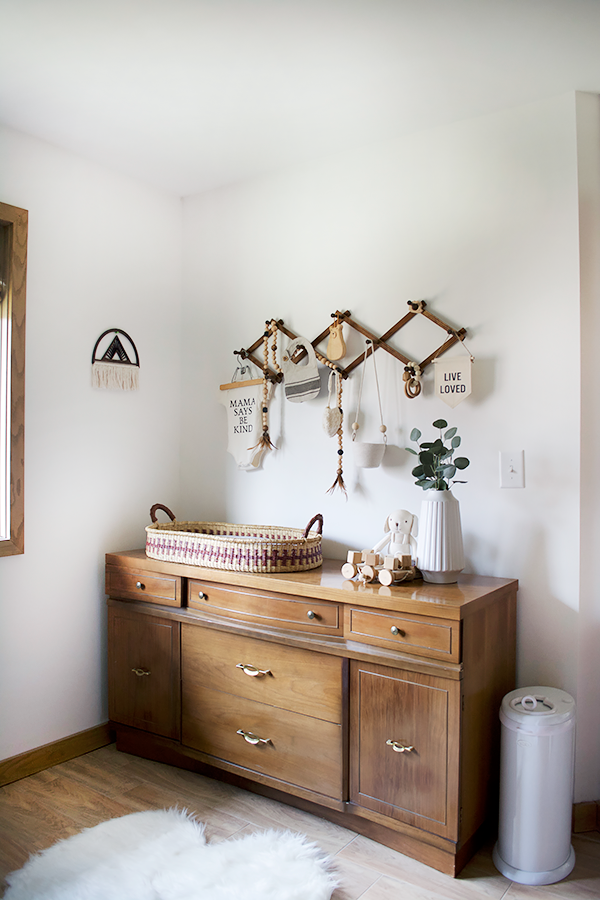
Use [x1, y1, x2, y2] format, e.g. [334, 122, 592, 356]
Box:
[106, 550, 517, 620]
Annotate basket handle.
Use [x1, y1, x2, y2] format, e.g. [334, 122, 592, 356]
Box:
[150, 503, 176, 523]
[304, 513, 323, 538]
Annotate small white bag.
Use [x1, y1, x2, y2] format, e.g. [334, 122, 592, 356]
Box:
[281, 337, 321, 403]
[323, 369, 342, 436]
[352, 339, 387, 468]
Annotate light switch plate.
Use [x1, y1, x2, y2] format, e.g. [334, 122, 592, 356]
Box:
[500, 451, 525, 488]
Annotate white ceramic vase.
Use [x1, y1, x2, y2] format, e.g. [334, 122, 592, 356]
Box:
[417, 490, 465, 583]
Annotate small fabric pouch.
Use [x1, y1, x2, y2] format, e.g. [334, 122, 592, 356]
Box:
[323, 369, 342, 436]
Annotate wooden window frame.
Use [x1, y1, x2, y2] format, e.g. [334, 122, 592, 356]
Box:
[0, 201, 27, 556]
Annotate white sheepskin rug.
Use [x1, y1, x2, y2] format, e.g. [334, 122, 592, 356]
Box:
[4, 808, 339, 900]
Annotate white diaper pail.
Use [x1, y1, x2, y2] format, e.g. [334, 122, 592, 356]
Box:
[493, 687, 576, 885]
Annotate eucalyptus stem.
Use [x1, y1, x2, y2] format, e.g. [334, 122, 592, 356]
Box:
[405, 419, 470, 491]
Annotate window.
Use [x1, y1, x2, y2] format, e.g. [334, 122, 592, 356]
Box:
[0, 201, 27, 556]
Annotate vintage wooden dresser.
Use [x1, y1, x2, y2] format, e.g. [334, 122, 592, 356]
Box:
[106, 550, 517, 876]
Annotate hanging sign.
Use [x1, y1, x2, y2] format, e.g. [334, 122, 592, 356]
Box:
[219, 369, 274, 470]
[434, 356, 472, 408]
[219, 382, 263, 469]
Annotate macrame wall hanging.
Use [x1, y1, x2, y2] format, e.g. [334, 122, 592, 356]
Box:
[91, 328, 140, 391]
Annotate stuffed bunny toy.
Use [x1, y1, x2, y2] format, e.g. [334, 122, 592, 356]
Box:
[372, 509, 418, 559]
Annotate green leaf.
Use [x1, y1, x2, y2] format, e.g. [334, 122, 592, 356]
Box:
[419, 450, 434, 464]
[410, 428, 421, 442]
[431, 438, 444, 454]
[412, 465, 425, 477]
[405, 447, 417, 455]
[454, 457, 470, 469]
[415, 478, 432, 488]
[420, 442, 433, 450]
[444, 427, 457, 440]
[439, 446, 453, 459]
[451, 435, 461, 449]
[442, 465, 457, 478]
[432, 419, 448, 429]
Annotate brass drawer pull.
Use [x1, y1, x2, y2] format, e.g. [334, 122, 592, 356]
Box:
[198, 591, 208, 600]
[386, 739, 414, 753]
[131, 667, 151, 677]
[307, 610, 318, 620]
[136, 582, 145, 590]
[390, 626, 406, 637]
[236, 729, 271, 745]
[236, 663, 272, 678]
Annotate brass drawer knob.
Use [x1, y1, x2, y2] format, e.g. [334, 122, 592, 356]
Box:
[198, 591, 208, 600]
[136, 582, 145, 590]
[390, 626, 405, 637]
[236, 663, 272, 678]
[386, 739, 414, 753]
[236, 729, 271, 746]
[131, 667, 151, 677]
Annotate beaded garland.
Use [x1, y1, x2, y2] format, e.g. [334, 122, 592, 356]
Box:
[326, 367, 346, 496]
[249, 319, 281, 455]
[305, 339, 346, 496]
[248, 318, 347, 495]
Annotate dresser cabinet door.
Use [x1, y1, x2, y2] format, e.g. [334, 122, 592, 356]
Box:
[108, 606, 180, 740]
[350, 661, 460, 840]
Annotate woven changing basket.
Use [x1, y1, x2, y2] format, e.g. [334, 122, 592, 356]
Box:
[145, 504, 323, 573]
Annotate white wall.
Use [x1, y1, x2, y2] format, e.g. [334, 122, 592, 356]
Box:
[577, 92, 600, 803]
[2, 91, 597, 804]
[182, 94, 595, 797]
[0, 126, 183, 759]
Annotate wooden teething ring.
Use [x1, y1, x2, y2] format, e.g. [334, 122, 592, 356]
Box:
[403, 364, 422, 398]
[405, 377, 422, 398]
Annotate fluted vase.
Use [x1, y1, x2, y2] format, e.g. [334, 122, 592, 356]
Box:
[417, 490, 464, 583]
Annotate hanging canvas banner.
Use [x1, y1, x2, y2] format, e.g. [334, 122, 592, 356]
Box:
[434, 355, 472, 408]
[219, 377, 273, 470]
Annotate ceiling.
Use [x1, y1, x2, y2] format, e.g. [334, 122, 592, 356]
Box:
[2, 0, 600, 196]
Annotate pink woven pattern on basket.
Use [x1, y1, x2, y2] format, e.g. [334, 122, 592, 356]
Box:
[145, 521, 322, 573]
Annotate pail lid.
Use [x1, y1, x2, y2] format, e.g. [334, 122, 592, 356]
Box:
[499, 686, 575, 730]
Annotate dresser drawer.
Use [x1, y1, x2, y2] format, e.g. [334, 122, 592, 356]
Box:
[345, 607, 459, 663]
[182, 625, 343, 723]
[182, 685, 343, 800]
[106, 565, 182, 607]
[187, 579, 341, 635]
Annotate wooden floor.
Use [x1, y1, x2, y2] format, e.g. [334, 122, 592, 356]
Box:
[1, 745, 599, 899]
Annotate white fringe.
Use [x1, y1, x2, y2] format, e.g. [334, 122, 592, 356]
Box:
[92, 361, 139, 391]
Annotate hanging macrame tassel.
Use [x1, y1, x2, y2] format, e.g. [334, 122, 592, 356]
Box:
[92, 360, 139, 391]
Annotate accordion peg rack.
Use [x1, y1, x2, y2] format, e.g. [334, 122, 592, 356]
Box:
[233, 301, 468, 389]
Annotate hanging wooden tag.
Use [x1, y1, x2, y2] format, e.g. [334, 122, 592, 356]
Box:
[434, 356, 472, 408]
[327, 320, 346, 361]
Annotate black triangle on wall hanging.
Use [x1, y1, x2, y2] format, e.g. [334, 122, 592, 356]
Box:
[91, 328, 140, 391]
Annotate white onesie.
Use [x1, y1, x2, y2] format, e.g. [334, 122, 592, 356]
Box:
[219, 375, 273, 470]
